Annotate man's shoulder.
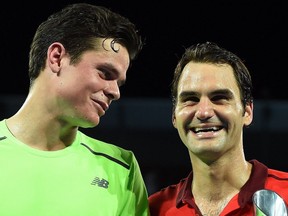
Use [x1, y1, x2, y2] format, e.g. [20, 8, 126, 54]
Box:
[267, 168, 288, 179]
[265, 168, 288, 203]
[78, 130, 130, 151]
[77, 131, 135, 169]
[149, 177, 188, 200]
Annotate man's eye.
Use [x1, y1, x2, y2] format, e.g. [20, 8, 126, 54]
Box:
[212, 95, 228, 101]
[186, 96, 199, 102]
[180, 96, 199, 103]
[99, 69, 113, 80]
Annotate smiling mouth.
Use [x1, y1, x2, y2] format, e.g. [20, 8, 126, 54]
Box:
[92, 99, 109, 112]
[192, 126, 224, 134]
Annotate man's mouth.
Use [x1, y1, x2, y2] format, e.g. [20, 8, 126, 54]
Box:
[192, 126, 223, 134]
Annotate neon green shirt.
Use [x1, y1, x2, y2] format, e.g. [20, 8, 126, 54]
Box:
[0, 119, 149, 216]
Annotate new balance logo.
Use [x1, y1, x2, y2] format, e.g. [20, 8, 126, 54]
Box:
[91, 177, 109, 188]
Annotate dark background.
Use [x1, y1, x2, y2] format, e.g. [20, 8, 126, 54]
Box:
[1, 1, 288, 195]
[1, 0, 287, 99]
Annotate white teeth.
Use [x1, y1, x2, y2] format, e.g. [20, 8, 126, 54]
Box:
[194, 127, 221, 133]
[211, 127, 219, 131]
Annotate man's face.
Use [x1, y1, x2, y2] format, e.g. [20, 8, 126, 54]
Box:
[54, 38, 130, 128]
[172, 62, 253, 163]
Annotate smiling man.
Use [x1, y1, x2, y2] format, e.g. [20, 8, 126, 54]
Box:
[0, 3, 149, 216]
[148, 42, 288, 216]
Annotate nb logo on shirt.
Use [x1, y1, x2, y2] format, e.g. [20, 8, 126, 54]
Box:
[91, 177, 109, 188]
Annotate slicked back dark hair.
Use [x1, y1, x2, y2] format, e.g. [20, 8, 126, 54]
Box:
[29, 3, 143, 84]
[171, 41, 253, 112]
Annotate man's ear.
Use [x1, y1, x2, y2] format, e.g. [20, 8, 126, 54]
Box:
[244, 102, 253, 127]
[47, 42, 66, 73]
[172, 111, 177, 128]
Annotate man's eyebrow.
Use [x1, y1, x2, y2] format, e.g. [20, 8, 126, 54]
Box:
[212, 89, 234, 97]
[178, 91, 198, 99]
[207, 89, 236, 101]
[101, 62, 117, 72]
[178, 89, 234, 98]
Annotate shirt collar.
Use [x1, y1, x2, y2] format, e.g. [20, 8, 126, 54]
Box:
[175, 159, 268, 208]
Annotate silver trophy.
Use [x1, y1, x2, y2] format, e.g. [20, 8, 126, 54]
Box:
[252, 189, 288, 216]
